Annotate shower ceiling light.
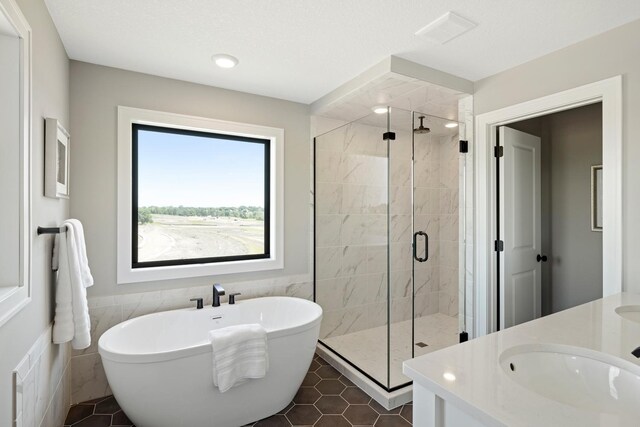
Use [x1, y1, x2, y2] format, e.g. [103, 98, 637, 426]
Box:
[372, 106, 389, 114]
[443, 372, 457, 382]
[445, 122, 459, 128]
[212, 54, 239, 69]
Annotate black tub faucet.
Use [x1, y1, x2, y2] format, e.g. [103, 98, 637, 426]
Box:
[632, 346, 640, 358]
[212, 283, 225, 307]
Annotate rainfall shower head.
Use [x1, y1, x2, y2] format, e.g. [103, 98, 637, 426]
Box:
[414, 116, 431, 134]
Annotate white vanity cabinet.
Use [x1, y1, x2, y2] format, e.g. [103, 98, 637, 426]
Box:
[410, 382, 499, 427]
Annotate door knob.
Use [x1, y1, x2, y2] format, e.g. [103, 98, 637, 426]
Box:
[536, 254, 548, 262]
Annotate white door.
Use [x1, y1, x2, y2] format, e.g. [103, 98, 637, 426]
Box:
[500, 127, 542, 328]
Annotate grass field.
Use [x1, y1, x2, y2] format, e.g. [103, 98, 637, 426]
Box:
[137, 214, 265, 262]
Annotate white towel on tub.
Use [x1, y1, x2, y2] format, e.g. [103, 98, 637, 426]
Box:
[209, 323, 269, 393]
[52, 219, 94, 350]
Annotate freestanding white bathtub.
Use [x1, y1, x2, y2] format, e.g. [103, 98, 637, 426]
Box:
[98, 296, 322, 427]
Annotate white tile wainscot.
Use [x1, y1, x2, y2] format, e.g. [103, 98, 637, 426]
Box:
[70, 276, 312, 404]
[403, 293, 640, 427]
[13, 326, 72, 427]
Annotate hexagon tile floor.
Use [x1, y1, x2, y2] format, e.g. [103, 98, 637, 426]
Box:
[64, 353, 413, 427]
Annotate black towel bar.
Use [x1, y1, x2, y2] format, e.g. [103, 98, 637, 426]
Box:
[37, 226, 66, 235]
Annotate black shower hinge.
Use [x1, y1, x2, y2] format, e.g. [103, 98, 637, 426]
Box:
[494, 145, 504, 158]
[459, 140, 469, 153]
[495, 240, 504, 252]
[459, 331, 469, 343]
[382, 132, 396, 141]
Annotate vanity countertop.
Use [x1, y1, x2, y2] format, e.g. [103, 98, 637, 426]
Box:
[403, 293, 640, 427]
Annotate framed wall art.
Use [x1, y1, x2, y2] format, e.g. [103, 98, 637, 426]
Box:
[45, 118, 70, 198]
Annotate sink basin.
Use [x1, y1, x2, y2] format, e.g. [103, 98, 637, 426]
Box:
[499, 344, 640, 414]
[615, 305, 640, 323]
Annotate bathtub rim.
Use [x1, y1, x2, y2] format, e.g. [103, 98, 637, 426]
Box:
[98, 296, 322, 364]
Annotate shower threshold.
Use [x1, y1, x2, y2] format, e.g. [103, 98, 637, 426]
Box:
[315, 342, 413, 410]
[316, 313, 459, 409]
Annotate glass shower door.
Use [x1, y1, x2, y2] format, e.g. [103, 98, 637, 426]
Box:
[385, 109, 466, 389]
[412, 112, 465, 363]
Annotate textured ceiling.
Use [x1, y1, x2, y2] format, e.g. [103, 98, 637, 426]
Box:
[45, 0, 640, 103]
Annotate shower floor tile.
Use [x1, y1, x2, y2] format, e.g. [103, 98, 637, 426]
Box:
[64, 355, 413, 426]
[322, 313, 459, 387]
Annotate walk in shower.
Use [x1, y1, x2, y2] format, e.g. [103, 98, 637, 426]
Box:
[314, 107, 467, 391]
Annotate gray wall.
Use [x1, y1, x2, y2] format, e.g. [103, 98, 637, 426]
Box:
[475, 18, 640, 293]
[69, 61, 311, 297]
[509, 103, 603, 314]
[548, 104, 603, 311]
[0, 0, 69, 423]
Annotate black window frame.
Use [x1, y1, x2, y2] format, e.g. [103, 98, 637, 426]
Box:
[131, 123, 271, 269]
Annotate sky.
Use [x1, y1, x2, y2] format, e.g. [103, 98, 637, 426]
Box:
[137, 128, 266, 208]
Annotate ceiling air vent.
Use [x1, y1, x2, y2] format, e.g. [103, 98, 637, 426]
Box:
[415, 11, 477, 44]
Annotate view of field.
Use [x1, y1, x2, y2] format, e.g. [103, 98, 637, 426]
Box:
[137, 213, 265, 262]
[134, 127, 267, 263]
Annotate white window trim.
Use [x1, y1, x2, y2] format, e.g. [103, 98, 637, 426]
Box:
[117, 106, 284, 284]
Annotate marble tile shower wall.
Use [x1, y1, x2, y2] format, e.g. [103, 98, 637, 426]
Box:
[315, 119, 460, 340]
[70, 276, 312, 404]
[412, 130, 460, 320]
[389, 130, 422, 326]
[435, 133, 460, 317]
[312, 100, 474, 337]
[315, 122, 390, 339]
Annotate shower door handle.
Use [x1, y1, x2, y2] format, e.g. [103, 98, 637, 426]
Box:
[413, 231, 428, 263]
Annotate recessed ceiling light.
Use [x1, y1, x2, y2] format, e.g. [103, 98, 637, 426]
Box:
[445, 122, 459, 128]
[372, 106, 389, 114]
[212, 54, 239, 69]
[443, 372, 456, 382]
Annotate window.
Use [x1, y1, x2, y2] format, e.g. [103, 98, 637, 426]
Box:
[117, 107, 284, 283]
[132, 124, 270, 267]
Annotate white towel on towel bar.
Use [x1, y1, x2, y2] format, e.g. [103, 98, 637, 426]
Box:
[52, 219, 94, 350]
[52, 219, 93, 286]
[209, 324, 269, 393]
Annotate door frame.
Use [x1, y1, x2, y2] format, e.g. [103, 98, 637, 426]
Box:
[474, 76, 623, 336]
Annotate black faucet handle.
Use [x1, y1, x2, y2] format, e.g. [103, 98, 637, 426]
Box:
[632, 346, 640, 358]
[190, 298, 204, 309]
[229, 293, 242, 305]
